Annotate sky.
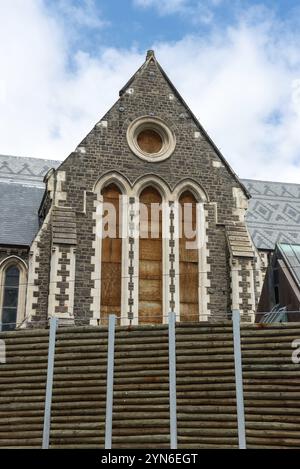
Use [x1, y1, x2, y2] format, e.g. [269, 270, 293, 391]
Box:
[1, 1, 300, 182]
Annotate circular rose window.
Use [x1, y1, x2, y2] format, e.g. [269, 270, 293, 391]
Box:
[127, 117, 176, 162]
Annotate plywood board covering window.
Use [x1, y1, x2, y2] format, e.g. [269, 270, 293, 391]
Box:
[1, 266, 20, 331]
[100, 184, 122, 325]
[139, 186, 163, 324]
[179, 191, 199, 322]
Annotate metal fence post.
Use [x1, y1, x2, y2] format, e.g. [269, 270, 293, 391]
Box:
[105, 314, 116, 449]
[168, 312, 177, 449]
[42, 317, 58, 449]
[232, 310, 246, 449]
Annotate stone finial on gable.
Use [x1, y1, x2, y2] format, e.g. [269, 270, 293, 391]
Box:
[146, 50, 156, 61]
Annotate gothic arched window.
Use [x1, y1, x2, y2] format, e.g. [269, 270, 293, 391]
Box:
[100, 183, 122, 325]
[179, 191, 199, 322]
[139, 186, 163, 324]
[1, 265, 20, 331]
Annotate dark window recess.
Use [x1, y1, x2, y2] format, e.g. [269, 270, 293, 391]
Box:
[1, 266, 20, 331]
[274, 286, 279, 305]
[273, 268, 279, 305]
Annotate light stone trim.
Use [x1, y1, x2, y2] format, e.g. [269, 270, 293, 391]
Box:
[246, 260, 256, 322]
[212, 160, 224, 168]
[256, 251, 268, 300]
[47, 246, 61, 318]
[90, 198, 102, 325]
[233, 187, 248, 222]
[172, 179, 208, 204]
[162, 199, 171, 324]
[131, 197, 140, 326]
[198, 205, 211, 321]
[120, 195, 130, 325]
[231, 258, 242, 311]
[127, 116, 176, 162]
[96, 120, 108, 128]
[76, 146, 86, 154]
[65, 247, 76, 319]
[48, 246, 76, 321]
[172, 202, 180, 322]
[54, 171, 67, 206]
[25, 209, 52, 323]
[168, 202, 176, 316]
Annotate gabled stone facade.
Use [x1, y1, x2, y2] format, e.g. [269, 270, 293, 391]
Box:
[21, 51, 259, 326]
[1, 51, 264, 329]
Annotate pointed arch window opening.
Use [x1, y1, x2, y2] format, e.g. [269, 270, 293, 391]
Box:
[178, 191, 200, 322]
[96, 177, 206, 325]
[1, 266, 20, 331]
[100, 184, 123, 326]
[138, 186, 163, 324]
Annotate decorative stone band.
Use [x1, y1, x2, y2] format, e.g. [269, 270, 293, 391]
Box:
[48, 207, 77, 324]
[227, 222, 256, 322]
[226, 222, 255, 259]
[52, 207, 77, 246]
[47, 246, 76, 324]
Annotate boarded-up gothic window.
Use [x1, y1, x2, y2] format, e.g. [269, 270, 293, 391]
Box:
[1, 266, 20, 331]
[139, 186, 163, 324]
[179, 191, 199, 322]
[100, 184, 122, 325]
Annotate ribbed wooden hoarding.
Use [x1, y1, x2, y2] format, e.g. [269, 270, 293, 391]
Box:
[0, 322, 299, 448]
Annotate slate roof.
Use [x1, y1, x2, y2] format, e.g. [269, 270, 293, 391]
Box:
[0, 155, 60, 246]
[242, 179, 300, 251]
[1, 155, 300, 251]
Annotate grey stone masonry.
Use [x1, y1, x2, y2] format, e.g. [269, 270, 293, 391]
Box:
[23, 51, 262, 325]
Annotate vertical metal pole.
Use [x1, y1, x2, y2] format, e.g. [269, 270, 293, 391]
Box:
[105, 314, 116, 449]
[42, 317, 58, 449]
[232, 310, 246, 449]
[168, 312, 177, 449]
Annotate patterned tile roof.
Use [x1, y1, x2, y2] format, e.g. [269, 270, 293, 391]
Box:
[0, 154, 60, 186]
[242, 179, 300, 250]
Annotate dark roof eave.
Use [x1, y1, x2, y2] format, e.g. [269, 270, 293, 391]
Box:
[0, 243, 30, 249]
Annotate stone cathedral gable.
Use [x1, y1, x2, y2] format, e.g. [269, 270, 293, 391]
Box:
[1, 51, 266, 331]
[57, 49, 249, 204]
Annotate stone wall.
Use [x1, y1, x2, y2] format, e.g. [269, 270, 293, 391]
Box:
[24, 52, 258, 325]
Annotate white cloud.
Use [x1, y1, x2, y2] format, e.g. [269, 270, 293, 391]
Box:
[55, 0, 108, 29]
[0, 0, 141, 160]
[133, 0, 219, 23]
[134, 0, 188, 15]
[154, 20, 300, 183]
[0, 1, 300, 183]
